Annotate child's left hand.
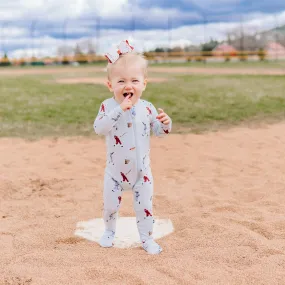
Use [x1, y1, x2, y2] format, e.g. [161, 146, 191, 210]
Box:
[156, 108, 171, 125]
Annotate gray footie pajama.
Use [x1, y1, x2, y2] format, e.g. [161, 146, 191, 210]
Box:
[94, 97, 171, 246]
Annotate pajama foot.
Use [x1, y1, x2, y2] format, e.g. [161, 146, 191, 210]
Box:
[99, 230, 115, 248]
[142, 239, 162, 255]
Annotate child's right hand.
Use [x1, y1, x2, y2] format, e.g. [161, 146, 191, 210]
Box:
[120, 95, 133, 111]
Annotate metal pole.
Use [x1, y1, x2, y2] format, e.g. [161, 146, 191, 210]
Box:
[168, 15, 171, 62]
[132, 15, 135, 39]
[203, 13, 207, 65]
[239, 14, 245, 61]
[63, 18, 68, 46]
[1, 22, 7, 58]
[274, 14, 279, 61]
[62, 18, 69, 62]
[96, 17, 100, 55]
[131, 0, 136, 42]
[31, 20, 37, 62]
[240, 14, 244, 52]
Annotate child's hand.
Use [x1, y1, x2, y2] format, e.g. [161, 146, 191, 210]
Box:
[120, 95, 133, 111]
[156, 108, 171, 125]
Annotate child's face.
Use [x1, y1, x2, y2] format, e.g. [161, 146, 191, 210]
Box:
[107, 61, 147, 105]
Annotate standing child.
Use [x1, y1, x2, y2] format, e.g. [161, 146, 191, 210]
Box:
[93, 40, 172, 254]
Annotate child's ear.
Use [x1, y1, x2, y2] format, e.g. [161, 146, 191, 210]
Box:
[106, 80, 113, 92]
[143, 79, 148, 91]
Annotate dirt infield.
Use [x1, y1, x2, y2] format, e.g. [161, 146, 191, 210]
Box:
[1, 122, 285, 284]
[0, 65, 285, 77]
[55, 77, 168, 85]
[150, 66, 285, 75]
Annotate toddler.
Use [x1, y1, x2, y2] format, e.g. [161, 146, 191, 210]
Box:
[93, 40, 172, 254]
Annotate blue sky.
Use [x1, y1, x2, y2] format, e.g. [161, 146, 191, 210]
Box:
[133, 0, 285, 16]
[1, 0, 285, 58]
[126, 0, 285, 29]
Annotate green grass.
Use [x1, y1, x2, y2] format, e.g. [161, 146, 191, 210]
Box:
[1, 58, 285, 70]
[1, 73, 285, 138]
[0, 61, 107, 69]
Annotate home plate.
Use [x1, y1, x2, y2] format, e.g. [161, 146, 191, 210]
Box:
[74, 217, 174, 248]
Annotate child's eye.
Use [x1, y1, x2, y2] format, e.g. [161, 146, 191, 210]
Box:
[118, 80, 124, 83]
[132, 80, 139, 82]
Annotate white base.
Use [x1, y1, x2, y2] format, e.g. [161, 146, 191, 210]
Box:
[74, 217, 174, 248]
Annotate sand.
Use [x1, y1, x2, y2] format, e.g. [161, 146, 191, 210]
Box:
[55, 77, 168, 85]
[0, 66, 285, 77]
[1, 122, 285, 284]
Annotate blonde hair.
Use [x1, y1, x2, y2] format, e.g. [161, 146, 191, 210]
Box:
[107, 52, 148, 79]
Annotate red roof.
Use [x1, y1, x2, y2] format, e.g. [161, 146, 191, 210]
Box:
[213, 44, 237, 52]
[266, 42, 285, 51]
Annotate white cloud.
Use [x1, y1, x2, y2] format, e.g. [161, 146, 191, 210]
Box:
[86, 0, 128, 16]
[1, 26, 28, 38]
[243, 11, 285, 32]
[0, 0, 128, 21]
[1, 3, 285, 59]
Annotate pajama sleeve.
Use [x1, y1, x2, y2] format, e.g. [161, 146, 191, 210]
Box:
[93, 101, 124, 136]
[149, 103, 172, 137]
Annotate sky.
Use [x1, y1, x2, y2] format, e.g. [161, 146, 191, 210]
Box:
[1, 0, 285, 58]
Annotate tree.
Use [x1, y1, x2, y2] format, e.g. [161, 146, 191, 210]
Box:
[74, 43, 83, 56]
[201, 39, 219, 52]
[171, 46, 183, 52]
[154, 47, 165, 52]
[0, 53, 11, 66]
[225, 28, 263, 51]
[87, 40, 96, 55]
[74, 43, 88, 64]
[57, 45, 73, 57]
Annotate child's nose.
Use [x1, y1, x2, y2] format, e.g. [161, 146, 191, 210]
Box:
[125, 83, 132, 90]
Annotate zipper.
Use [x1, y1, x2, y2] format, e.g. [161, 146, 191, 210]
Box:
[130, 105, 140, 181]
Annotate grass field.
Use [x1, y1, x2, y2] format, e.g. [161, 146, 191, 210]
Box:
[2, 59, 285, 69]
[0, 66, 285, 138]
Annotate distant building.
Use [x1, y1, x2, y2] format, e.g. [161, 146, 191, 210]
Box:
[43, 58, 55, 65]
[265, 41, 285, 58]
[212, 43, 237, 56]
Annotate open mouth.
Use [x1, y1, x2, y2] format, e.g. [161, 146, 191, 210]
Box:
[123, 92, 133, 98]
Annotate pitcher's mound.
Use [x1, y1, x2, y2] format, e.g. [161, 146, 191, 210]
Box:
[75, 217, 174, 248]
